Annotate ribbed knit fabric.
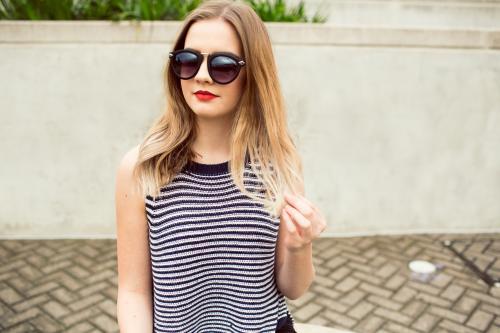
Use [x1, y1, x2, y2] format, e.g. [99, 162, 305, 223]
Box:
[145, 158, 295, 333]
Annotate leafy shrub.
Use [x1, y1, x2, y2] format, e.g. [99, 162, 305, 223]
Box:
[245, 0, 326, 23]
[0, 0, 327, 22]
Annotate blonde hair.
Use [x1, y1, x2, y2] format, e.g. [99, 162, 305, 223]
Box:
[133, 0, 304, 218]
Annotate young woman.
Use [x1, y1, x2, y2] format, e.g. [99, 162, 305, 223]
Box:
[115, 0, 327, 332]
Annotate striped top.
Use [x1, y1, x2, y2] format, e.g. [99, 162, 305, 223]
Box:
[145, 158, 294, 333]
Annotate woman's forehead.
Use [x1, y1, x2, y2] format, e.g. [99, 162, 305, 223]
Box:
[185, 19, 242, 56]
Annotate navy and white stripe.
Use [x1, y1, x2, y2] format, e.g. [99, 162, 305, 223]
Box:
[145, 159, 294, 333]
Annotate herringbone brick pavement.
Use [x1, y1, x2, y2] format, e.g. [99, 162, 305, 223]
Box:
[0, 233, 498, 332]
[288, 233, 500, 333]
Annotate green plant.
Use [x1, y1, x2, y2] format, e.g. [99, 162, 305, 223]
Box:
[0, 0, 327, 22]
[0, 0, 202, 20]
[244, 0, 327, 23]
[114, 0, 202, 21]
[72, 0, 124, 20]
[1, 0, 74, 19]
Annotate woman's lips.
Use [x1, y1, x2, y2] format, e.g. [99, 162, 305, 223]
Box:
[195, 93, 218, 101]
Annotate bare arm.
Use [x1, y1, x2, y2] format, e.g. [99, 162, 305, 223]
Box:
[274, 184, 316, 300]
[115, 145, 154, 332]
[275, 216, 316, 300]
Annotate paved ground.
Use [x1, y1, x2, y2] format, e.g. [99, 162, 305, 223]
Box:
[0, 233, 499, 333]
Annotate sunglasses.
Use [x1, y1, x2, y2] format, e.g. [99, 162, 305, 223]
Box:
[169, 48, 246, 85]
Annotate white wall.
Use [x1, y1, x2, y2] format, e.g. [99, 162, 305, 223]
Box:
[0, 21, 499, 238]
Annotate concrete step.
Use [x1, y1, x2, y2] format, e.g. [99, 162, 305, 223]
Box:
[292, 0, 500, 29]
[295, 323, 358, 333]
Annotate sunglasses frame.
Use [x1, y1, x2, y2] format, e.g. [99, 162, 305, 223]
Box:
[169, 48, 246, 84]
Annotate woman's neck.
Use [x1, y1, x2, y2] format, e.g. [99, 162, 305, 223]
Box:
[192, 115, 233, 163]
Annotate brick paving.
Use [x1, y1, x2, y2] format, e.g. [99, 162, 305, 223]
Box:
[0, 233, 499, 332]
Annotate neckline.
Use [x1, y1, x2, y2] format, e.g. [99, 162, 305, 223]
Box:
[185, 159, 230, 175]
[183, 152, 251, 175]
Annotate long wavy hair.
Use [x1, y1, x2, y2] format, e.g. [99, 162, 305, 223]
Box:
[133, 0, 304, 218]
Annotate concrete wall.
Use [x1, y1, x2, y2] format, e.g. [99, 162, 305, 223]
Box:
[296, 0, 500, 28]
[0, 21, 499, 238]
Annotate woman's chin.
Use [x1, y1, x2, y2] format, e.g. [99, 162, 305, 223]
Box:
[191, 107, 221, 118]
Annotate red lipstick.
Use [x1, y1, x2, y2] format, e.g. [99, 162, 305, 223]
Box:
[194, 90, 218, 101]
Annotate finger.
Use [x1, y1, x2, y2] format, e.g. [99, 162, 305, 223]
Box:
[281, 209, 298, 234]
[297, 193, 319, 213]
[284, 192, 314, 217]
[285, 205, 312, 238]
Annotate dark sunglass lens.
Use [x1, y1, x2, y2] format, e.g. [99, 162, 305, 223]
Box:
[211, 55, 239, 83]
[172, 51, 199, 78]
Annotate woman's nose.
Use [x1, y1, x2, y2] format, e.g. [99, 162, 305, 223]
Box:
[195, 56, 212, 84]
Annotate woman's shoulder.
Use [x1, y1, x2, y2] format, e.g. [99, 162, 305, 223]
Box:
[115, 144, 142, 196]
[120, 144, 140, 167]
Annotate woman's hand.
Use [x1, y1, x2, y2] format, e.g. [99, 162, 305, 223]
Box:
[280, 191, 327, 253]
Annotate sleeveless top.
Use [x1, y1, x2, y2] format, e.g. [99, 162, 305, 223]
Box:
[145, 158, 295, 333]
